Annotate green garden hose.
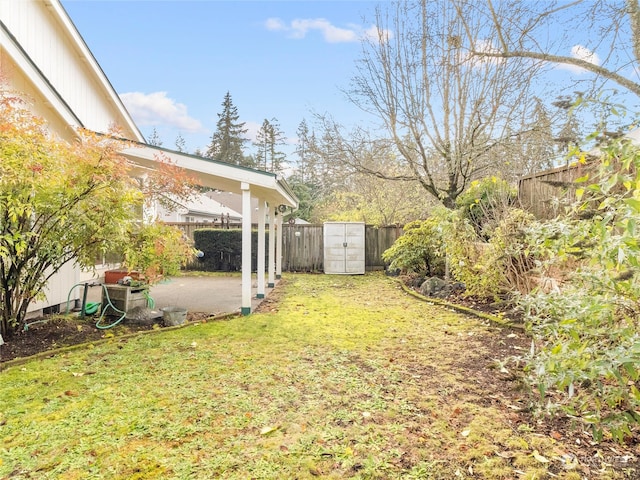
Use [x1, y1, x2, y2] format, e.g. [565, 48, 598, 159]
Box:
[95, 285, 127, 329]
[64, 282, 126, 329]
[27, 282, 157, 332]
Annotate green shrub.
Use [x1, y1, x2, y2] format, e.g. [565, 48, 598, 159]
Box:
[520, 138, 640, 442]
[455, 176, 517, 239]
[189, 229, 268, 272]
[441, 211, 498, 295]
[382, 209, 450, 276]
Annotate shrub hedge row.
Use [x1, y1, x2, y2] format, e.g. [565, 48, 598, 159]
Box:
[188, 229, 269, 272]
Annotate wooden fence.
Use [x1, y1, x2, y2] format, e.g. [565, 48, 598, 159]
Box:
[169, 222, 240, 239]
[518, 161, 596, 219]
[171, 222, 403, 272]
[281, 224, 403, 272]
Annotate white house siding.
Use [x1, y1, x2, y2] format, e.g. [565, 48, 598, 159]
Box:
[0, 49, 74, 139]
[26, 260, 80, 316]
[0, 0, 141, 141]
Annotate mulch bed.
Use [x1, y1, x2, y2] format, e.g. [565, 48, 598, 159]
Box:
[0, 311, 212, 364]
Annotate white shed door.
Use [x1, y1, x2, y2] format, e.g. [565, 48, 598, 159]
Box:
[323, 222, 365, 274]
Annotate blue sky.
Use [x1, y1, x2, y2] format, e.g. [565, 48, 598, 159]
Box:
[60, 1, 640, 163]
[61, 0, 383, 156]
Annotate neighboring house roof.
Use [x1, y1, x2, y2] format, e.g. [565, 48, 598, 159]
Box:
[207, 191, 257, 221]
[167, 194, 242, 220]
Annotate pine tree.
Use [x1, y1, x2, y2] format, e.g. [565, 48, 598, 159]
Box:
[254, 119, 270, 170]
[254, 118, 287, 174]
[147, 127, 163, 146]
[206, 92, 249, 166]
[175, 133, 187, 152]
[295, 119, 310, 182]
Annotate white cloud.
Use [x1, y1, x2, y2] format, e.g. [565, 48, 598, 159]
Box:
[571, 45, 601, 65]
[362, 25, 393, 43]
[265, 17, 388, 44]
[558, 44, 601, 74]
[264, 17, 286, 31]
[244, 120, 262, 142]
[120, 91, 204, 132]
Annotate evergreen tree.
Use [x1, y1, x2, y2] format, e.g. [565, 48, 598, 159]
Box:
[254, 118, 286, 174]
[295, 119, 310, 182]
[175, 133, 187, 152]
[206, 92, 249, 166]
[255, 119, 270, 170]
[147, 127, 163, 147]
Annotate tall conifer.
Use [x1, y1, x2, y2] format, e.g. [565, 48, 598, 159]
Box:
[206, 92, 249, 166]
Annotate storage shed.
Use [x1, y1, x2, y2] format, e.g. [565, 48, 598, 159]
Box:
[323, 222, 366, 275]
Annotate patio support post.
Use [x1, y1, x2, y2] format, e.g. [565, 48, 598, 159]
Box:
[276, 209, 283, 279]
[256, 199, 266, 299]
[267, 204, 276, 287]
[241, 182, 252, 315]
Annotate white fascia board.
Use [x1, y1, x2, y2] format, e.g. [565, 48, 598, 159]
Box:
[120, 144, 299, 209]
[47, 0, 145, 142]
[0, 23, 81, 128]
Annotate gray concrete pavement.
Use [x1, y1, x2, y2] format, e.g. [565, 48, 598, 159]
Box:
[84, 275, 276, 317]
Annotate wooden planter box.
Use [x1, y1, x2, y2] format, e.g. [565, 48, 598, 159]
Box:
[102, 284, 148, 313]
[104, 269, 142, 285]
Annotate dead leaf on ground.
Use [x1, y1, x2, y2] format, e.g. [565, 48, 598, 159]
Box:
[532, 450, 550, 463]
[260, 425, 280, 435]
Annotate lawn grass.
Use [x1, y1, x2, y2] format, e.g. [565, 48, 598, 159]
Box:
[0, 273, 620, 479]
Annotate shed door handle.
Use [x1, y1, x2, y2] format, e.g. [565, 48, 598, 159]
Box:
[343, 242, 348, 248]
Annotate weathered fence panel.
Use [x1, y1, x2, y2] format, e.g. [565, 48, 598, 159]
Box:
[282, 224, 324, 272]
[365, 225, 404, 270]
[172, 222, 403, 272]
[518, 161, 596, 219]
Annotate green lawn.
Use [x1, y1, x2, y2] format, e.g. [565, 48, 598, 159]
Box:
[0, 274, 620, 479]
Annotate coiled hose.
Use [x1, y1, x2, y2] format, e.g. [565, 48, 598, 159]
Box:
[23, 282, 154, 332]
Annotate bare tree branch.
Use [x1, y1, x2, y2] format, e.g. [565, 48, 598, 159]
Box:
[342, 0, 546, 208]
[465, 0, 640, 98]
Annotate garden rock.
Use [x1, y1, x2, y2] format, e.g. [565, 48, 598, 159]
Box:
[420, 277, 465, 298]
[125, 306, 159, 325]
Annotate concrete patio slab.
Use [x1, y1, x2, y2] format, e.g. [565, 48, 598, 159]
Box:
[84, 275, 275, 317]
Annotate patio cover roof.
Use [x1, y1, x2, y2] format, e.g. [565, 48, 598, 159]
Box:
[122, 143, 297, 209]
[1, 0, 297, 316]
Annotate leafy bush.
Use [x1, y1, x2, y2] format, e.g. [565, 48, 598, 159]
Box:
[489, 209, 537, 294]
[455, 176, 517, 239]
[123, 222, 195, 283]
[190, 229, 268, 272]
[520, 139, 640, 442]
[381, 209, 450, 276]
[441, 211, 499, 296]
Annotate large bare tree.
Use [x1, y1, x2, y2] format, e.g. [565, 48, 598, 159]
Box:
[457, 0, 640, 100]
[341, 0, 547, 208]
